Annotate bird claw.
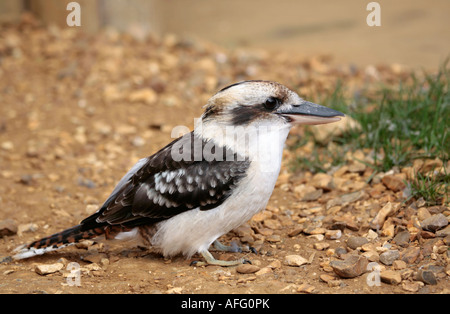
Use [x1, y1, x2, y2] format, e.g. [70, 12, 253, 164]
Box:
[213, 240, 242, 253]
[190, 251, 251, 267]
[190, 260, 205, 267]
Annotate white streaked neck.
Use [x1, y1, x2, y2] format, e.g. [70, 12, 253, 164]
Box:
[195, 119, 291, 165]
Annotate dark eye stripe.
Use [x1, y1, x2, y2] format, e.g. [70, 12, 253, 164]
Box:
[230, 106, 260, 126]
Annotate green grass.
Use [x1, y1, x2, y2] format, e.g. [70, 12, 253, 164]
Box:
[289, 61, 449, 204]
[408, 167, 449, 206]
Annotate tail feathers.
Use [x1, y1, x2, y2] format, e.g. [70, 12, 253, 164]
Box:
[12, 225, 106, 260]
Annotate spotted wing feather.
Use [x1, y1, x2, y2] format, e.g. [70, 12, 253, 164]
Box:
[81, 132, 250, 229]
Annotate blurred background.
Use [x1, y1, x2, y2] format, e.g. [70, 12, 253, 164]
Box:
[1, 0, 449, 70]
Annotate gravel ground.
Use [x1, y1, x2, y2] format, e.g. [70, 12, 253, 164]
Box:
[0, 16, 448, 294]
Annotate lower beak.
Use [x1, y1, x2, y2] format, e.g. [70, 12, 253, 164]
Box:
[278, 101, 345, 125]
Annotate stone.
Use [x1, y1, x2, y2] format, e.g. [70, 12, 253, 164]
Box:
[361, 250, 379, 262]
[421, 213, 448, 232]
[17, 223, 38, 236]
[310, 173, 334, 191]
[379, 250, 400, 266]
[236, 264, 260, 274]
[381, 219, 395, 238]
[83, 252, 108, 264]
[304, 227, 326, 235]
[1, 141, 14, 151]
[370, 202, 399, 230]
[268, 260, 282, 269]
[417, 207, 431, 221]
[332, 215, 359, 231]
[297, 283, 316, 294]
[392, 231, 410, 247]
[76, 240, 95, 249]
[335, 247, 348, 258]
[436, 225, 450, 237]
[288, 226, 303, 237]
[402, 281, 424, 292]
[320, 274, 337, 283]
[346, 237, 369, 250]
[302, 189, 323, 201]
[361, 243, 376, 252]
[266, 234, 281, 243]
[284, 255, 310, 267]
[392, 260, 407, 270]
[293, 184, 316, 200]
[330, 255, 368, 278]
[314, 242, 330, 251]
[325, 229, 342, 240]
[340, 190, 365, 204]
[416, 269, 437, 285]
[255, 267, 273, 276]
[128, 88, 157, 105]
[35, 263, 64, 275]
[421, 158, 443, 173]
[381, 174, 406, 192]
[348, 161, 366, 173]
[264, 219, 282, 230]
[366, 229, 379, 241]
[0, 219, 18, 237]
[380, 270, 402, 285]
[401, 247, 421, 264]
[420, 230, 436, 239]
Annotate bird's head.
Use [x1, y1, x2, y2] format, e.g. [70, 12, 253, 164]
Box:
[202, 80, 345, 128]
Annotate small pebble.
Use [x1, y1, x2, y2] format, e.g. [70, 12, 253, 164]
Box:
[402, 281, 424, 292]
[392, 260, 407, 270]
[35, 263, 64, 275]
[297, 283, 316, 294]
[416, 269, 437, 285]
[325, 229, 342, 240]
[284, 255, 309, 267]
[314, 242, 330, 251]
[330, 255, 368, 278]
[346, 236, 369, 250]
[380, 270, 402, 285]
[379, 250, 400, 266]
[421, 214, 448, 232]
[0, 219, 18, 237]
[236, 264, 260, 274]
[392, 231, 410, 247]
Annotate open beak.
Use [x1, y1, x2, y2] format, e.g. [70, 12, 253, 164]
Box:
[277, 101, 345, 125]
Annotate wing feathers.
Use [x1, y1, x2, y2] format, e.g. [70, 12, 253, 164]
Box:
[81, 132, 250, 229]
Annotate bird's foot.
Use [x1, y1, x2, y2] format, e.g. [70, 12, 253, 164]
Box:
[212, 240, 258, 254]
[190, 250, 251, 267]
[213, 240, 241, 253]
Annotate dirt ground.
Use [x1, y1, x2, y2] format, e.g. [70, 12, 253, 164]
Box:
[0, 16, 449, 295]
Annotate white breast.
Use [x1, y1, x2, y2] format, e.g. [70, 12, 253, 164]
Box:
[150, 123, 291, 258]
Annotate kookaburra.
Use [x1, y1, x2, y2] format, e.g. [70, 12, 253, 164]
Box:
[13, 80, 344, 266]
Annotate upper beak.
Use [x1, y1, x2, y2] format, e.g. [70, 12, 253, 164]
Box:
[277, 101, 345, 125]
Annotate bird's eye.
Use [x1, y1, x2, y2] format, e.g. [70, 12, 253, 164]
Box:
[263, 97, 280, 110]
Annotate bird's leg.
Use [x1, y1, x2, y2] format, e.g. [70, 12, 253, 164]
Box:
[190, 250, 250, 267]
[213, 240, 242, 253]
[213, 240, 258, 254]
